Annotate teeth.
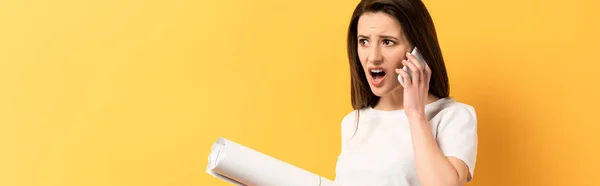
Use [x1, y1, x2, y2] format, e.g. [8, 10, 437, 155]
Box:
[370, 69, 383, 73]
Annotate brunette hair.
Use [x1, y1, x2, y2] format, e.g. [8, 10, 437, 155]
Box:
[347, 0, 450, 138]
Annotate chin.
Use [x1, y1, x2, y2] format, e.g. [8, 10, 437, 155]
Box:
[368, 78, 403, 97]
[369, 85, 393, 97]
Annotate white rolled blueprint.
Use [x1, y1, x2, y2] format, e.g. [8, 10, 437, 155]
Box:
[206, 137, 337, 186]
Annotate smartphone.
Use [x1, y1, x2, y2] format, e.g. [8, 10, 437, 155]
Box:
[398, 47, 426, 87]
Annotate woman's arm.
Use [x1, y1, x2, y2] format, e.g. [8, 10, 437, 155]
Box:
[397, 52, 472, 186]
[407, 115, 470, 186]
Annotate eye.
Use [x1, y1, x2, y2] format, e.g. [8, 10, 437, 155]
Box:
[382, 39, 395, 46]
[359, 39, 369, 46]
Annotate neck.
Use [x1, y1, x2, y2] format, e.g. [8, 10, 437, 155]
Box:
[373, 88, 440, 111]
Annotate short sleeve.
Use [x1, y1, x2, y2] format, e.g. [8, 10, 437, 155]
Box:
[436, 105, 478, 182]
[336, 111, 357, 183]
[340, 111, 357, 150]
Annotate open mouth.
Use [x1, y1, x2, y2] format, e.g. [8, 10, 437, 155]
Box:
[369, 68, 386, 86]
[370, 69, 386, 80]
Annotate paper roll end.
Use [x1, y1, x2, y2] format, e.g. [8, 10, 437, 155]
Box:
[206, 137, 227, 171]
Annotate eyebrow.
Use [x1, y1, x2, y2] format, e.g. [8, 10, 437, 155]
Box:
[357, 34, 399, 40]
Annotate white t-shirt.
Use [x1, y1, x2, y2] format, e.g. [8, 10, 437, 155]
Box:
[334, 97, 478, 186]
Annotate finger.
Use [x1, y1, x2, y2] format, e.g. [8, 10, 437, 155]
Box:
[406, 52, 425, 86]
[406, 52, 424, 72]
[402, 59, 421, 85]
[395, 66, 411, 87]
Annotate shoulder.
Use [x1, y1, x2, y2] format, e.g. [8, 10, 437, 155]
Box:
[338, 108, 370, 142]
[339, 107, 371, 126]
[443, 100, 476, 116]
[338, 110, 357, 147]
[341, 110, 356, 124]
[430, 98, 477, 127]
[340, 109, 358, 130]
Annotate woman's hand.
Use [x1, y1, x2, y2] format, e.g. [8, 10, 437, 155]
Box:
[395, 51, 431, 121]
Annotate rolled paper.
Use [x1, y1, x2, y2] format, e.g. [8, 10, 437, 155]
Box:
[206, 137, 337, 186]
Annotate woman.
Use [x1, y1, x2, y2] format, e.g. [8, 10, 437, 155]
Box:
[334, 0, 478, 186]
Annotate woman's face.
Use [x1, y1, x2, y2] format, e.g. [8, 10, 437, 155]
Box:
[357, 12, 412, 97]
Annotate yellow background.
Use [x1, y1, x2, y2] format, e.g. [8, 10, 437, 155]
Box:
[1, 0, 599, 185]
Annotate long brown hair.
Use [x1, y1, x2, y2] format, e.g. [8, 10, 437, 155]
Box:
[347, 0, 450, 139]
[348, 0, 450, 110]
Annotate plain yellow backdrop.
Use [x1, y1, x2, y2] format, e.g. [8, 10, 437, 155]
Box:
[1, 0, 599, 185]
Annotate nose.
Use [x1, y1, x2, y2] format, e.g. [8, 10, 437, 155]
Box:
[367, 44, 384, 65]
